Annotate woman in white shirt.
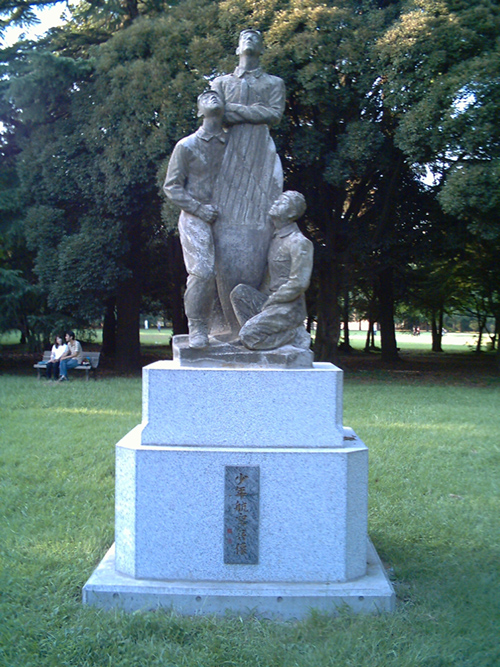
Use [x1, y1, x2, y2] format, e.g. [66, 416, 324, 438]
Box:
[46, 335, 68, 380]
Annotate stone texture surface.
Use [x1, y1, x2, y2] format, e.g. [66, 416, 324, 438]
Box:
[172, 334, 313, 368]
[141, 361, 344, 448]
[114, 426, 368, 583]
[210, 36, 285, 335]
[82, 360, 396, 617]
[230, 195, 313, 352]
[83, 540, 395, 618]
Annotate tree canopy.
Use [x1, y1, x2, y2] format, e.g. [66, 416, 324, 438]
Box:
[1, 0, 499, 369]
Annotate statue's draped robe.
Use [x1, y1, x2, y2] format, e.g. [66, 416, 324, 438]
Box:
[210, 67, 286, 335]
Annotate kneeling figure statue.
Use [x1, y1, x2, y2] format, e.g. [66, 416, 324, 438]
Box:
[230, 190, 313, 351]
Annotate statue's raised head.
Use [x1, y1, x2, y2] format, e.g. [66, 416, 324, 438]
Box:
[282, 191, 307, 220]
[236, 29, 264, 56]
[268, 191, 307, 227]
[197, 89, 224, 118]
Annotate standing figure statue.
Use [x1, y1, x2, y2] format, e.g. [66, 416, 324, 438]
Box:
[210, 29, 286, 336]
[163, 90, 226, 348]
[230, 191, 313, 351]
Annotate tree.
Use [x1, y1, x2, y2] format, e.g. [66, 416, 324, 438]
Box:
[256, 0, 410, 361]
[3, 0, 499, 370]
[379, 1, 500, 237]
[378, 0, 500, 365]
[453, 236, 500, 355]
[0, 0, 62, 34]
[2, 3, 224, 370]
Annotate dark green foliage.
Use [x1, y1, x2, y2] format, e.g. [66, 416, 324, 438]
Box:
[1, 0, 500, 366]
[0, 266, 31, 327]
[379, 0, 500, 233]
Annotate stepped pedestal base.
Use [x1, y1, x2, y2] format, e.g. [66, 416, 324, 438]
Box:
[83, 540, 394, 618]
[82, 360, 395, 617]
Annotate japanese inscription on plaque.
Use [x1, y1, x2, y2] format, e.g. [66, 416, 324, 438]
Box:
[224, 466, 260, 564]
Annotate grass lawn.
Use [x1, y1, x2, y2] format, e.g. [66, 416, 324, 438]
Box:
[0, 328, 175, 347]
[0, 328, 490, 354]
[343, 329, 490, 354]
[0, 370, 499, 666]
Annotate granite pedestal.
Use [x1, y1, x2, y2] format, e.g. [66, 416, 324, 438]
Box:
[83, 353, 395, 618]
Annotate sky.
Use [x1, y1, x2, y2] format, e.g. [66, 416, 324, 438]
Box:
[1, 2, 69, 47]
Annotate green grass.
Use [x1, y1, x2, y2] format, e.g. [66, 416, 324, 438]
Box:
[1, 373, 499, 666]
[0, 328, 489, 354]
[343, 330, 490, 353]
[0, 328, 174, 348]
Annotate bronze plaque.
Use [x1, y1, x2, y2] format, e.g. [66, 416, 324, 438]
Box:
[224, 466, 259, 564]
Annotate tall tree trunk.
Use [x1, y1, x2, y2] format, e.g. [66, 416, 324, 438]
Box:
[167, 235, 188, 336]
[439, 309, 444, 347]
[476, 327, 483, 353]
[474, 311, 488, 353]
[115, 278, 142, 373]
[314, 260, 341, 363]
[364, 293, 377, 352]
[18, 313, 29, 345]
[377, 267, 399, 363]
[475, 314, 487, 353]
[495, 314, 500, 370]
[364, 319, 373, 352]
[431, 307, 443, 352]
[101, 297, 116, 357]
[171, 278, 187, 336]
[342, 286, 350, 350]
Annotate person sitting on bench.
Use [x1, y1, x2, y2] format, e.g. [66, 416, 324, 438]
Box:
[45, 335, 67, 380]
[57, 331, 84, 382]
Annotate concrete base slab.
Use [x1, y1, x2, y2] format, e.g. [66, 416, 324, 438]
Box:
[82, 540, 395, 619]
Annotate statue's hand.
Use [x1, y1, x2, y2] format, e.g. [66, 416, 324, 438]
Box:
[198, 204, 218, 224]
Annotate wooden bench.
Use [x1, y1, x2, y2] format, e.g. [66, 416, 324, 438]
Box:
[34, 351, 101, 381]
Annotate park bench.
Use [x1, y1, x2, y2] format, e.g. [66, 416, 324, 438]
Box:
[34, 351, 101, 381]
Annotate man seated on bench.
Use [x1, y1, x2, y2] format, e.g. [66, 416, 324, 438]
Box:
[57, 331, 84, 382]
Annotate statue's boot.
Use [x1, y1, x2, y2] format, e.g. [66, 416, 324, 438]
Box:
[188, 319, 209, 349]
